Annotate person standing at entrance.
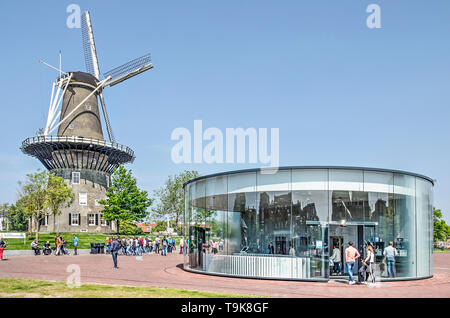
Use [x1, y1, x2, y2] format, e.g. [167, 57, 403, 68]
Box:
[331, 245, 342, 275]
[383, 241, 397, 278]
[345, 241, 360, 285]
[111, 237, 120, 269]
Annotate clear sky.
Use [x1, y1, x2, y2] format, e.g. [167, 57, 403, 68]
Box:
[0, 1, 449, 222]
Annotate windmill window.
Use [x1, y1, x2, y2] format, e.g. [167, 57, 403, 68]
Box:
[72, 172, 80, 184]
[68, 124, 74, 129]
[85, 103, 92, 111]
[79, 193, 87, 206]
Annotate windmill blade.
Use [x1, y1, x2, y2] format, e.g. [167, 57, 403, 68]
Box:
[98, 92, 115, 142]
[103, 53, 153, 87]
[81, 11, 100, 79]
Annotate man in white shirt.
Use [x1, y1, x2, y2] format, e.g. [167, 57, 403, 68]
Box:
[383, 241, 397, 278]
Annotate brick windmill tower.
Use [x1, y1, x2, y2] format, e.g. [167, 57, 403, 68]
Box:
[21, 11, 153, 233]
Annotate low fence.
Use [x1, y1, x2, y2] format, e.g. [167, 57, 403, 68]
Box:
[200, 253, 311, 279]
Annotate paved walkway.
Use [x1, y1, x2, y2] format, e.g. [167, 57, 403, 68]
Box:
[0, 252, 449, 297]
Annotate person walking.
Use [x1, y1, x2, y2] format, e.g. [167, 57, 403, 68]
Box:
[383, 241, 398, 278]
[111, 237, 121, 269]
[362, 243, 376, 284]
[179, 237, 184, 254]
[212, 240, 218, 254]
[155, 236, 160, 254]
[345, 241, 360, 285]
[55, 235, 63, 256]
[330, 245, 342, 275]
[0, 238, 6, 260]
[161, 236, 168, 256]
[73, 235, 79, 255]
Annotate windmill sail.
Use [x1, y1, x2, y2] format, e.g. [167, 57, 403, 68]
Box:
[81, 11, 100, 79]
[103, 54, 153, 87]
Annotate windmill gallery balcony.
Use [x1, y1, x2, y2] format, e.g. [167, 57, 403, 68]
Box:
[21, 135, 135, 174]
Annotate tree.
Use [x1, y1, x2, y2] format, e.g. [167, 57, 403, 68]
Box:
[2, 201, 28, 232]
[434, 207, 450, 242]
[45, 173, 74, 232]
[18, 170, 74, 240]
[99, 164, 152, 234]
[152, 170, 200, 234]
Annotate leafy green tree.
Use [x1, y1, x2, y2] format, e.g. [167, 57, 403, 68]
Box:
[19, 170, 49, 241]
[2, 201, 28, 232]
[152, 220, 167, 233]
[434, 207, 450, 242]
[18, 170, 73, 241]
[152, 170, 199, 234]
[99, 164, 152, 234]
[46, 173, 74, 232]
[119, 220, 144, 235]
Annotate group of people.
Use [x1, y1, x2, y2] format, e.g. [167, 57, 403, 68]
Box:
[106, 236, 184, 257]
[30, 235, 77, 256]
[330, 241, 398, 284]
[107, 236, 188, 269]
[198, 239, 223, 255]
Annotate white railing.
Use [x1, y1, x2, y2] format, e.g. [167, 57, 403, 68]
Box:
[202, 253, 310, 279]
[21, 135, 134, 157]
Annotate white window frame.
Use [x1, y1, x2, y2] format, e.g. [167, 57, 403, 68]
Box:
[100, 213, 107, 226]
[71, 213, 80, 226]
[94, 199, 100, 206]
[88, 213, 96, 226]
[79, 193, 87, 206]
[72, 172, 80, 185]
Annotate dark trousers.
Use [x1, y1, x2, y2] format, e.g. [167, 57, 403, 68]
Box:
[112, 251, 118, 268]
[74, 246, 78, 255]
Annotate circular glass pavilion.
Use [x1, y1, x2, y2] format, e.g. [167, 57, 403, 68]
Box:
[183, 167, 434, 281]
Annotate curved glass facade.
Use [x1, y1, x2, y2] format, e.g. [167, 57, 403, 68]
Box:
[184, 167, 434, 281]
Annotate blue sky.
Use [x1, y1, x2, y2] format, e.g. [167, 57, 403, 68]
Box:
[0, 1, 449, 222]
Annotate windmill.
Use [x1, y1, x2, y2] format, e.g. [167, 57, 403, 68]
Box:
[21, 11, 153, 233]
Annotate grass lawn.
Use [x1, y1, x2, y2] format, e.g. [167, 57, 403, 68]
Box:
[434, 248, 450, 253]
[0, 278, 262, 298]
[1, 232, 181, 250]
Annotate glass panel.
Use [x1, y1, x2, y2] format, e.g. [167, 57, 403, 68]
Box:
[188, 180, 206, 270]
[363, 171, 395, 277]
[205, 176, 227, 255]
[330, 169, 365, 223]
[292, 169, 329, 278]
[416, 177, 433, 277]
[257, 170, 291, 255]
[228, 172, 257, 254]
[392, 173, 416, 278]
